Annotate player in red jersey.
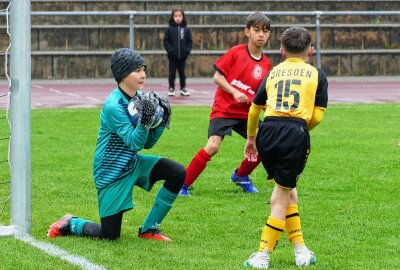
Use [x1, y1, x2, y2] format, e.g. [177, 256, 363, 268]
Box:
[179, 12, 272, 196]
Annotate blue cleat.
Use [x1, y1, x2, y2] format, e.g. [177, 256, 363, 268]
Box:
[231, 169, 259, 193]
[178, 184, 191, 197]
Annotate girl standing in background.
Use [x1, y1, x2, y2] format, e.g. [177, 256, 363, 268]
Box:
[163, 9, 193, 96]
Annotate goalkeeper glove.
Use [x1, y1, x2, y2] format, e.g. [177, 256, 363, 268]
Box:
[150, 91, 172, 129]
[132, 92, 157, 130]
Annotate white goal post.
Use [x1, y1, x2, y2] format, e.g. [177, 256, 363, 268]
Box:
[0, 0, 31, 236]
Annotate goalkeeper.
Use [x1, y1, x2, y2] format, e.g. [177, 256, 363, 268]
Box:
[47, 48, 184, 242]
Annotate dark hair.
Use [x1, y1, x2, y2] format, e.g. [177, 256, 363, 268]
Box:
[281, 26, 312, 54]
[168, 9, 187, 26]
[245, 12, 270, 31]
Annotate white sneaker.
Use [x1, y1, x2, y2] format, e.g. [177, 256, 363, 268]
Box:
[244, 248, 270, 269]
[294, 242, 317, 266]
[180, 88, 191, 96]
[168, 87, 175, 96]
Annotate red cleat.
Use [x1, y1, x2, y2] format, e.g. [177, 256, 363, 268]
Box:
[138, 227, 172, 242]
[47, 214, 74, 238]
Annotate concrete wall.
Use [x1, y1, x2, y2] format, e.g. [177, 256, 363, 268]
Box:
[0, 0, 399, 79]
[0, 51, 391, 79]
[28, 25, 399, 51]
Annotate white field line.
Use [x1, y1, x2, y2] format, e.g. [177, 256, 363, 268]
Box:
[15, 234, 107, 270]
[85, 97, 103, 103]
[330, 104, 400, 109]
[65, 93, 80, 97]
[0, 225, 16, 236]
[0, 226, 106, 270]
[159, 83, 196, 91]
[48, 88, 62, 93]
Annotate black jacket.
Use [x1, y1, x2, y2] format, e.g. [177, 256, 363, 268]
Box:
[163, 23, 193, 60]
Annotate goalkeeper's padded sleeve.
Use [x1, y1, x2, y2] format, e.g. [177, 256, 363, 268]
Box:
[307, 106, 325, 131]
[144, 124, 165, 149]
[247, 103, 264, 136]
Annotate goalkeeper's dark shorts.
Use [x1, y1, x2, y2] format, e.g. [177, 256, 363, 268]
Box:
[208, 117, 249, 139]
[256, 116, 310, 189]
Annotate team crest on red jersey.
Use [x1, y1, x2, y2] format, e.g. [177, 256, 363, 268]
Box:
[252, 64, 263, 79]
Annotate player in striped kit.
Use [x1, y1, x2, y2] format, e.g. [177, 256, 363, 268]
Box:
[47, 48, 184, 242]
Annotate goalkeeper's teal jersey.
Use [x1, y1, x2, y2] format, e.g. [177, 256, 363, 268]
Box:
[93, 88, 164, 188]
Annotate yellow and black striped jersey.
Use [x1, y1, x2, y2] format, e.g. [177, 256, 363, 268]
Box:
[253, 57, 328, 123]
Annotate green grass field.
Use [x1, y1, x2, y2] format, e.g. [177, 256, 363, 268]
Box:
[0, 104, 399, 270]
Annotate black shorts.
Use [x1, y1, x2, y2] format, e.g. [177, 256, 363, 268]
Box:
[256, 117, 310, 189]
[208, 117, 248, 139]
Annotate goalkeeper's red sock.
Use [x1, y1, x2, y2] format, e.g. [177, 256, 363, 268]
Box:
[184, 148, 211, 187]
[236, 156, 261, 177]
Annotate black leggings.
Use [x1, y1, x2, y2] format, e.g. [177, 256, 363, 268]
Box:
[82, 158, 185, 240]
[168, 58, 187, 89]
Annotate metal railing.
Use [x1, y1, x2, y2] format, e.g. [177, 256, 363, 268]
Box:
[2, 10, 400, 68]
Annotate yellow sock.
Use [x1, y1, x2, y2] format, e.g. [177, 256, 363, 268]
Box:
[259, 216, 285, 253]
[285, 204, 305, 246]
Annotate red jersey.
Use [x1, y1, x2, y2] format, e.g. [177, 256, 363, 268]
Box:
[210, 44, 272, 120]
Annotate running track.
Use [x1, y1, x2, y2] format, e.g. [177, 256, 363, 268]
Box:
[0, 77, 399, 109]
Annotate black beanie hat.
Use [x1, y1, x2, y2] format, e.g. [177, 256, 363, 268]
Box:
[110, 48, 146, 83]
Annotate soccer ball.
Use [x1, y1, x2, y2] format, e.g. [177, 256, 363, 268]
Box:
[127, 101, 164, 129]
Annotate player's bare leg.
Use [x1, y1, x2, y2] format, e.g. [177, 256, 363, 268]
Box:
[203, 135, 223, 156]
